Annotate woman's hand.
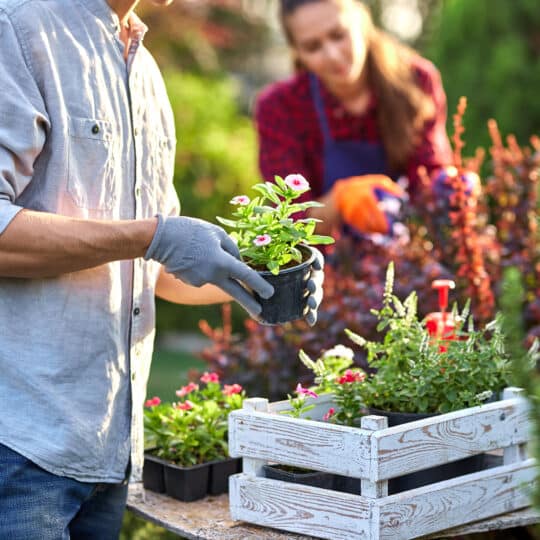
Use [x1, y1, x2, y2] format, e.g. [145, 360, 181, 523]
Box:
[306, 191, 341, 236]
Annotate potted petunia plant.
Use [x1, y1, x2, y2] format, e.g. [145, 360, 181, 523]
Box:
[217, 174, 334, 324]
[143, 372, 244, 501]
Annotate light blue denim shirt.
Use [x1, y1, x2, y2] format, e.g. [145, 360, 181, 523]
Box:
[0, 0, 179, 482]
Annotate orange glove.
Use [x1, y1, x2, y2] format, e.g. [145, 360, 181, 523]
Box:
[333, 175, 405, 234]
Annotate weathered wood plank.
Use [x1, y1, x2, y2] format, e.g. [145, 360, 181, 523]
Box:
[377, 459, 536, 539]
[229, 410, 371, 477]
[371, 398, 530, 480]
[230, 474, 372, 540]
[361, 416, 389, 498]
[269, 393, 336, 421]
[421, 507, 540, 538]
[241, 398, 269, 477]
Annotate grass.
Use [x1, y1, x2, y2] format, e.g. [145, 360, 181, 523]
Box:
[146, 349, 206, 400]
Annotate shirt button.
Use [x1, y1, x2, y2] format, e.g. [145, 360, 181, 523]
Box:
[92, 124, 100, 134]
[134, 128, 139, 136]
[135, 187, 141, 197]
[131, 372, 136, 381]
[133, 307, 141, 316]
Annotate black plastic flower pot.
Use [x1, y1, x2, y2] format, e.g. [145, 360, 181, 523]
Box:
[263, 464, 334, 489]
[207, 457, 242, 495]
[332, 473, 362, 495]
[254, 246, 316, 325]
[367, 408, 488, 494]
[142, 453, 167, 494]
[163, 461, 211, 502]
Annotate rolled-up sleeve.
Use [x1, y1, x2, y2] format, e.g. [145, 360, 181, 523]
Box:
[0, 11, 49, 235]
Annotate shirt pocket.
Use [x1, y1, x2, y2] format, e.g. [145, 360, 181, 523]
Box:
[67, 116, 117, 211]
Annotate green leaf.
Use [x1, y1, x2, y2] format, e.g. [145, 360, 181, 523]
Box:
[267, 260, 280, 275]
[215, 217, 238, 228]
[306, 234, 335, 245]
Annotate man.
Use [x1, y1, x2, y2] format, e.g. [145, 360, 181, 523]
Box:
[0, 0, 322, 537]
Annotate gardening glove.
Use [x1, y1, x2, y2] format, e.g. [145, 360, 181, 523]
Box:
[432, 166, 481, 205]
[305, 247, 324, 326]
[145, 214, 274, 318]
[333, 175, 405, 235]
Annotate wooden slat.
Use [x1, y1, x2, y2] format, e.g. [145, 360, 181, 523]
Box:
[377, 459, 536, 540]
[371, 398, 530, 480]
[269, 393, 336, 421]
[230, 474, 372, 540]
[229, 410, 371, 477]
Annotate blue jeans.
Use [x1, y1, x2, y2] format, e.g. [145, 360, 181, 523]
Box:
[0, 442, 128, 540]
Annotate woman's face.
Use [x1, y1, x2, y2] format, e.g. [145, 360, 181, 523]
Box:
[286, 0, 366, 89]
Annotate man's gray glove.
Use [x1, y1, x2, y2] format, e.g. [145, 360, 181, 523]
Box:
[144, 214, 274, 318]
[305, 247, 324, 326]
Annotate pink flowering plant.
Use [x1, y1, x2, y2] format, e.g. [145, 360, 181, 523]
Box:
[143, 371, 245, 467]
[294, 263, 514, 426]
[217, 174, 334, 274]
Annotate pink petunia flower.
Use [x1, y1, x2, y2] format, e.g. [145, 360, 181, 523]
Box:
[176, 382, 199, 397]
[253, 234, 271, 247]
[323, 407, 335, 421]
[337, 370, 366, 385]
[176, 400, 195, 411]
[284, 174, 310, 191]
[223, 383, 243, 396]
[144, 396, 161, 408]
[230, 195, 250, 206]
[295, 383, 318, 398]
[200, 371, 220, 384]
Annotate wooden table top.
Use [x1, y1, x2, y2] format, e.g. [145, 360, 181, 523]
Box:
[127, 485, 540, 540]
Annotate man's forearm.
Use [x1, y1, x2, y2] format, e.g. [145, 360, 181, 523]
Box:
[0, 209, 158, 278]
[155, 267, 233, 305]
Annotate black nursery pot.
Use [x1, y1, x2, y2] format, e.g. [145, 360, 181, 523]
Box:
[254, 246, 316, 325]
[163, 461, 211, 502]
[142, 453, 167, 494]
[368, 408, 488, 494]
[207, 457, 242, 495]
[263, 464, 334, 489]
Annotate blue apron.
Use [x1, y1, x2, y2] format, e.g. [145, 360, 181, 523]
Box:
[309, 73, 390, 194]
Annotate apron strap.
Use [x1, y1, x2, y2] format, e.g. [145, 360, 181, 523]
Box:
[309, 73, 332, 144]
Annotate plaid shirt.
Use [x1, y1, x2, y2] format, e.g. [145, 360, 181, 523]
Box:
[255, 55, 452, 201]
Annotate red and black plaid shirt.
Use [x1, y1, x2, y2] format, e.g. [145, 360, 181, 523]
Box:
[254, 55, 452, 201]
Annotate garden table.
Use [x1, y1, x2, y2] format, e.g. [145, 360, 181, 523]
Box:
[127, 485, 540, 540]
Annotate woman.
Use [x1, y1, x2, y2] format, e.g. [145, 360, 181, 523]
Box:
[255, 0, 453, 236]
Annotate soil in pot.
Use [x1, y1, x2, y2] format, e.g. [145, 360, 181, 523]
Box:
[142, 453, 167, 494]
[207, 457, 242, 495]
[263, 464, 334, 489]
[163, 461, 211, 502]
[254, 246, 315, 325]
[368, 408, 491, 494]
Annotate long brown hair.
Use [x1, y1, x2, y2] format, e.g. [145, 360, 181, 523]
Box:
[280, 0, 435, 172]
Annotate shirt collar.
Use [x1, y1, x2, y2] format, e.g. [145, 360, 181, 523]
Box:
[79, 0, 119, 31]
[78, 0, 148, 38]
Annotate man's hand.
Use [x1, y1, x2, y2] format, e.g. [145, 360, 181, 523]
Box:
[145, 214, 274, 318]
[304, 247, 324, 326]
[332, 175, 405, 235]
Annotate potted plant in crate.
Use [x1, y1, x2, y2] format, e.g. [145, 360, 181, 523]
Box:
[216, 174, 334, 324]
[262, 383, 335, 490]
[298, 262, 512, 493]
[143, 372, 244, 501]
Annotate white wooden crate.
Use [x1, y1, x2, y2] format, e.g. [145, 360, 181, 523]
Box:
[228, 388, 536, 540]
